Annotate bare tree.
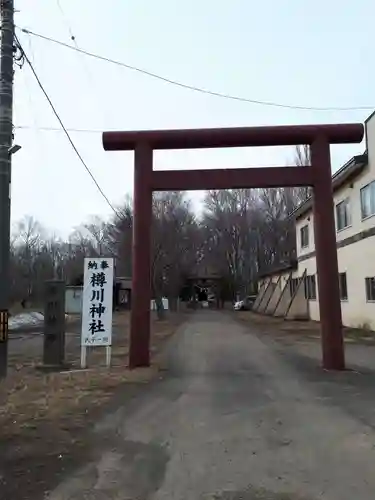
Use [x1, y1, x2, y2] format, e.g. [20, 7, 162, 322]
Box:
[201, 186, 308, 298]
[11, 216, 45, 299]
[295, 144, 310, 167]
[151, 192, 200, 316]
[8, 169, 309, 311]
[104, 196, 133, 278]
[83, 215, 114, 256]
[257, 187, 300, 270]
[293, 145, 312, 204]
[106, 193, 200, 318]
[202, 189, 259, 299]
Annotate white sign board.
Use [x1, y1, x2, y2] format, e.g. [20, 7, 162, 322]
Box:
[81, 257, 114, 347]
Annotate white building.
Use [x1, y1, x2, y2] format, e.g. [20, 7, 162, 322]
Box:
[256, 112, 375, 330]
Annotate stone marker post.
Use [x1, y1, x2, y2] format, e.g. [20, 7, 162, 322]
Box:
[43, 280, 66, 368]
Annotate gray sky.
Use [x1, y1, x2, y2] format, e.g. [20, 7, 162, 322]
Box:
[12, 0, 374, 237]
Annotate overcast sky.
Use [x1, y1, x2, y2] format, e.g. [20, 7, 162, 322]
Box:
[12, 0, 374, 237]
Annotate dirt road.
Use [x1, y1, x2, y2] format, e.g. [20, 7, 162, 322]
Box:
[45, 311, 375, 499]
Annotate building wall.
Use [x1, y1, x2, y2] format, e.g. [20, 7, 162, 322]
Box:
[296, 214, 315, 257]
[293, 113, 375, 329]
[296, 240, 375, 329]
[65, 286, 83, 314]
[336, 238, 375, 329]
[294, 259, 320, 321]
[296, 113, 375, 246]
[335, 165, 375, 242]
[258, 278, 266, 290]
[366, 111, 375, 169]
[258, 270, 293, 294]
[279, 270, 292, 289]
[295, 162, 375, 253]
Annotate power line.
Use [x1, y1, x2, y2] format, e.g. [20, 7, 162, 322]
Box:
[55, 0, 77, 46]
[15, 124, 103, 133]
[16, 37, 122, 259]
[15, 35, 121, 219]
[18, 27, 374, 113]
[54, 0, 109, 127]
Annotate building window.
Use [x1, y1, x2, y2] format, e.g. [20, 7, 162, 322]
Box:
[339, 272, 348, 300]
[300, 225, 309, 248]
[336, 198, 351, 231]
[365, 277, 375, 301]
[304, 274, 316, 300]
[361, 181, 375, 219]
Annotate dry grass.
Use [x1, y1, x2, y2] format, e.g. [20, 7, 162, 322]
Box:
[0, 311, 187, 499]
[1, 311, 184, 434]
[233, 310, 375, 344]
[0, 365, 156, 437]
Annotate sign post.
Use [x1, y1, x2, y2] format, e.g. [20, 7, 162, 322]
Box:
[81, 257, 114, 368]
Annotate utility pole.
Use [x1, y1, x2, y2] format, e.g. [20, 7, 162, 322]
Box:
[0, 0, 14, 377]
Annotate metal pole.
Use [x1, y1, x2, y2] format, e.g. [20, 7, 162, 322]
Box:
[0, 0, 14, 377]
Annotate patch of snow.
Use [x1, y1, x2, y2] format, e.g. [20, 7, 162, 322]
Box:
[9, 311, 70, 330]
[9, 312, 44, 329]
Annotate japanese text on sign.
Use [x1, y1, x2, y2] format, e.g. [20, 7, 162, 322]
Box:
[81, 258, 114, 347]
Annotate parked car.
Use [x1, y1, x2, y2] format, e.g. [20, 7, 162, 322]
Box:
[233, 295, 257, 311]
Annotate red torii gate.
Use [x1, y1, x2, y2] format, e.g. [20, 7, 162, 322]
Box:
[103, 123, 364, 371]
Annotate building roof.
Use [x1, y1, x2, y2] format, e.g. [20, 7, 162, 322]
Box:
[257, 259, 298, 280]
[291, 152, 368, 220]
